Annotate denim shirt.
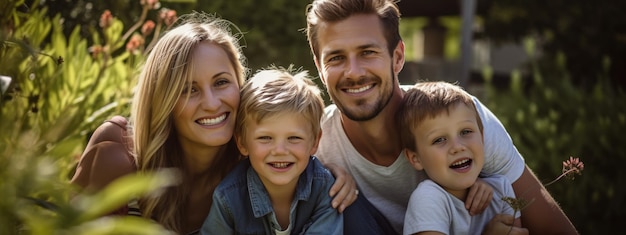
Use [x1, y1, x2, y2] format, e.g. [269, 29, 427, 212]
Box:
[201, 156, 342, 235]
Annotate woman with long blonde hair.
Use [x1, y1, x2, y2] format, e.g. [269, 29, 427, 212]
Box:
[72, 12, 247, 234]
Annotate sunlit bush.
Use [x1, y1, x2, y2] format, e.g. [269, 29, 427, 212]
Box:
[482, 42, 626, 234]
[0, 1, 178, 234]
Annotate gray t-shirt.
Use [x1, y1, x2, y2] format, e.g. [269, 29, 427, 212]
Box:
[403, 175, 518, 235]
[315, 96, 525, 234]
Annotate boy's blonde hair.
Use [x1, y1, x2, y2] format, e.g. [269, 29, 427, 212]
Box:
[236, 67, 325, 144]
[398, 81, 484, 152]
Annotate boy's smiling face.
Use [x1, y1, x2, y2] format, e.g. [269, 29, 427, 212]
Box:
[236, 112, 320, 191]
[405, 103, 485, 200]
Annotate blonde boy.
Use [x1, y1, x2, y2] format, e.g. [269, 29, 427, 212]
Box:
[201, 67, 342, 235]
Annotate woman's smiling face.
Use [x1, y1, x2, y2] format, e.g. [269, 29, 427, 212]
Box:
[172, 41, 240, 150]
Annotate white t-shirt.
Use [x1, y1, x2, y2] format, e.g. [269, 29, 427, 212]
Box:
[403, 175, 519, 235]
[315, 96, 525, 234]
[274, 224, 291, 235]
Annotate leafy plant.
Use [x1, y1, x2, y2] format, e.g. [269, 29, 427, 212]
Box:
[0, 1, 180, 233]
[482, 37, 626, 234]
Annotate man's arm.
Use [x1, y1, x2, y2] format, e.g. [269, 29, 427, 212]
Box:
[483, 214, 528, 235]
[471, 97, 577, 234]
[512, 166, 578, 235]
[324, 163, 358, 213]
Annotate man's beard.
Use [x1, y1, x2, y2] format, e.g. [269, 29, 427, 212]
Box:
[335, 66, 396, 122]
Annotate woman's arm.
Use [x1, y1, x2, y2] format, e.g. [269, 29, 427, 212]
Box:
[70, 117, 135, 193]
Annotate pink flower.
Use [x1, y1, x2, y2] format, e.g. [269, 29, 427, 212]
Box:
[126, 34, 145, 54]
[159, 9, 177, 27]
[141, 20, 155, 36]
[99, 10, 113, 29]
[544, 156, 585, 187]
[562, 156, 584, 180]
[89, 45, 103, 58]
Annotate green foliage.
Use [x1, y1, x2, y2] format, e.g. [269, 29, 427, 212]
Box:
[480, 0, 626, 89]
[195, 0, 314, 72]
[1, 7, 136, 162]
[398, 17, 426, 62]
[0, 2, 177, 234]
[483, 54, 625, 234]
[0, 154, 177, 235]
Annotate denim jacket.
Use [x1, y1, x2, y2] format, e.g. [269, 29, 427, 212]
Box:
[201, 156, 342, 235]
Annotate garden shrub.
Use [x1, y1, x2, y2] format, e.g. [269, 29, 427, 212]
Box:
[0, 2, 178, 234]
[483, 55, 625, 234]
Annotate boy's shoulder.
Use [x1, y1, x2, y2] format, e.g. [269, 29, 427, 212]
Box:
[414, 179, 445, 194]
[215, 158, 252, 192]
[479, 174, 513, 193]
[308, 156, 334, 179]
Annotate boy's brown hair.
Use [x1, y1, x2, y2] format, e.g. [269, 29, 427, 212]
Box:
[398, 81, 484, 152]
[305, 0, 401, 63]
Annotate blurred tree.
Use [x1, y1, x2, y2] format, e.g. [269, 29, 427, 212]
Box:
[37, 0, 314, 76]
[193, 0, 314, 74]
[481, 34, 625, 234]
[38, 0, 194, 56]
[479, 0, 626, 89]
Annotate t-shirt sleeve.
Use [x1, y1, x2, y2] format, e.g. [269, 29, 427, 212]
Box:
[473, 96, 525, 183]
[491, 175, 520, 219]
[403, 180, 452, 235]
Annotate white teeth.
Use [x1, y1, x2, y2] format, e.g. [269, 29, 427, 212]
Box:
[197, 114, 226, 125]
[346, 85, 372, 93]
[451, 159, 470, 166]
[271, 162, 290, 168]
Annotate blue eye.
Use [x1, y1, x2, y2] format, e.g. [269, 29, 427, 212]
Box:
[181, 86, 198, 95]
[362, 50, 375, 55]
[216, 79, 230, 86]
[461, 129, 473, 135]
[288, 136, 304, 144]
[432, 137, 445, 145]
[256, 136, 272, 143]
[328, 55, 344, 62]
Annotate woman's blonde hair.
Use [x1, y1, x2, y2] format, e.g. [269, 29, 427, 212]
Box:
[129, 12, 247, 233]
